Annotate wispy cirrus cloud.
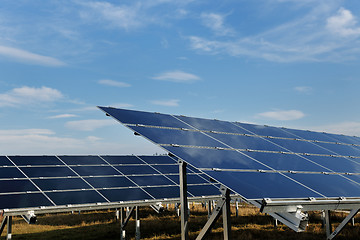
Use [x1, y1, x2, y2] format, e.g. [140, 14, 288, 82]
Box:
[256, 110, 305, 121]
[200, 12, 234, 36]
[0, 86, 64, 107]
[150, 99, 180, 107]
[98, 79, 131, 87]
[0, 45, 65, 66]
[188, 3, 360, 62]
[152, 70, 200, 83]
[65, 119, 116, 131]
[48, 114, 78, 119]
[294, 86, 313, 94]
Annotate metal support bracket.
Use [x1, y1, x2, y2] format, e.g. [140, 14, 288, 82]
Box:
[0, 216, 12, 240]
[195, 185, 231, 240]
[327, 208, 360, 240]
[121, 206, 135, 229]
[22, 210, 37, 224]
[150, 203, 164, 214]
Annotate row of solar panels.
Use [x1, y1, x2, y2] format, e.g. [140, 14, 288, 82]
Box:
[0, 155, 221, 210]
[99, 107, 360, 201]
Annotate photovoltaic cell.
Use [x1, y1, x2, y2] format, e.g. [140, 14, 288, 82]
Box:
[0, 155, 221, 211]
[98, 106, 360, 200]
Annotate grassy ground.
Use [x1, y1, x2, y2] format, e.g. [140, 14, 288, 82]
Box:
[1, 203, 360, 239]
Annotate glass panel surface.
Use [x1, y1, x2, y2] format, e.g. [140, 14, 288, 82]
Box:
[168, 174, 211, 185]
[115, 165, 158, 175]
[84, 176, 136, 188]
[281, 128, 341, 143]
[0, 156, 14, 166]
[99, 106, 188, 128]
[285, 173, 360, 198]
[0, 193, 53, 209]
[143, 186, 179, 199]
[139, 155, 177, 164]
[8, 156, 63, 166]
[177, 115, 249, 134]
[0, 179, 37, 193]
[268, 138, 334, 155]
[151, 164, 179, 174]
[33, 178, 90, 191]
[71, 166, 119, 176]
[20, 166, 76, 178]
[132, 126, 226, 148]
[59, 156, 106, 165]
[100, 188, 153, 202]
[0, 167, 25, 179]
[101, 155, 144, 164]
[46, 190, 107, 205]
[128, 175, 175, 186]
[163, 146, 271, 170]
[235, 123, 296, 138]
[314, 142, 360, 157]
[305, 155, 360, 173]
[188, 185, 221, 197]
[245, 152, 329, 172]
[208, 132, 284, 151]
[204, 171, 324, 199]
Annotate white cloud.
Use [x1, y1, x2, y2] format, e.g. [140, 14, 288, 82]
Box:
[0, 129, 55, 136]
[326, 8, 360, 37]
[201, 13, 234, 36]
[152, 70, 201, 83]
[150, 99, 180, 107]
[294, 86, 313, 94]
[79, 1, 143, 30]
[0, 45, 65, 66]
[256, 110, 305, 121]
[0, 86, 64, 107]
[48, 114, 78, 119]
[65, 119, 116, 131]
[98, 79, 131, 87]
[311, 121, 360, 137]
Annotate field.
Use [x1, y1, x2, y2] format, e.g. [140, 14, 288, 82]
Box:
[1, 203, 360, 239]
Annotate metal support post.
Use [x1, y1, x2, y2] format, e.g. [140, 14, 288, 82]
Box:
[179, 160, 189, 240]
[196, 186, 231, 240]
[324, 210, 332, 238]
[7, 216, 12, 240]
[207, 200, 212, 219]
[121, 206, 135, 229]
[120, 207, 125, 240]
[235, 200, 239, 217]
[327, 208, 360, 240]
[273, 218, 278, 228]
[135, 206, 140, 240]
[221, 187, 231, 240]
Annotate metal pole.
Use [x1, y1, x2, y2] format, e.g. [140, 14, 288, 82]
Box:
[7, 216, 12, 240]
[179, 160, 189, 240]
[207, 200, 212, 219]
[324, 210, 332, 238]
[235, 199, 239, 217]
[221, 187, 231, 240]
[135, 206, 140, 240]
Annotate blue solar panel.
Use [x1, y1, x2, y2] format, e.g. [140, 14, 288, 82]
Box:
[98, 106, 360, 200]
[0, 155, 221, 211]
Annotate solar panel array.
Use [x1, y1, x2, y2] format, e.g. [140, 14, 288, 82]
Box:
[99, 107, 360, 201]
[0, 155, 221, 210]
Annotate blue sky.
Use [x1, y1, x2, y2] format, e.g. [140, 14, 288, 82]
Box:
[1, 0, 360, 155]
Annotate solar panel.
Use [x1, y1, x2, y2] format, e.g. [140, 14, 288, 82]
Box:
[98, 107, 360, 201]
[0, 155, 221, 212]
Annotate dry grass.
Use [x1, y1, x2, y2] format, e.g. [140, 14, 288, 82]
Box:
[1, 203, 360, 239]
